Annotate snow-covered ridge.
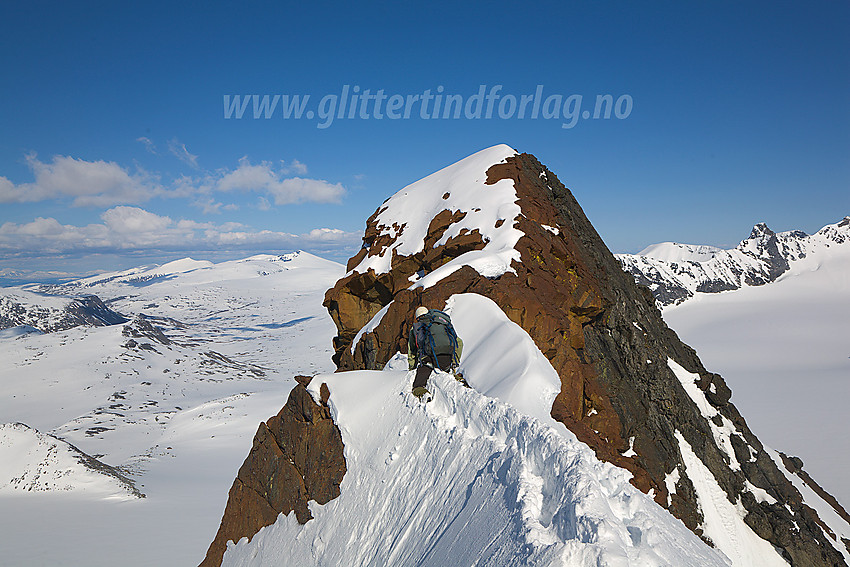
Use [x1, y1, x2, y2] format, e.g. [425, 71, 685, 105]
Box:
[0, 288, 127, 333]
[326, 292, 807, 567]
[349, 144, 524, 287]
[222, 370, 730, 567]
[617, 216, 850, 306]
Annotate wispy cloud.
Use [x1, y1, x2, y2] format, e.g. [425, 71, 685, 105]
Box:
[136, 136, 158, 154]
[284, 159, 308, 175]
[167, 138, 200, 169]
[192, 197, 239, 215]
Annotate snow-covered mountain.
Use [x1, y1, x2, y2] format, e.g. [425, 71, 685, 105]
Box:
[617, 217, 850, 306]
[0, 251, 344, 566]
[618, 216, 850, 508]
[204, 146, 850, 567]
[216, 295, 766, 567]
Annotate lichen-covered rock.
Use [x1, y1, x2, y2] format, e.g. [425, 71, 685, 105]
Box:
[199, 378, 345, 567]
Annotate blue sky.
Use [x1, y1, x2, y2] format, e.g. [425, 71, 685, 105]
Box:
[1, 1, 848, 282]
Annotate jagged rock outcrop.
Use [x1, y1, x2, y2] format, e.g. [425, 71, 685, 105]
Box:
[199, 377, 345, 567]
[324, 147, 849, 565]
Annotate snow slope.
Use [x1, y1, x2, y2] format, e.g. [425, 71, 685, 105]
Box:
[0, 422, 142, 499]
[0, 251, 344, 566]
[0, 288, 122, 332]
[638, 242, 722, 263]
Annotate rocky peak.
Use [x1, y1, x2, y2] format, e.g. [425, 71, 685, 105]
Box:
[199, 376, 345, 567]
[324, 146, 849, 565]
[749, 222, 776, 240]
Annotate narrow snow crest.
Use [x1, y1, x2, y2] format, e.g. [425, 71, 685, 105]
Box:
[224, 371, 730, 567]
[350, 145, 524, 287]
[447, 292, 562, 426]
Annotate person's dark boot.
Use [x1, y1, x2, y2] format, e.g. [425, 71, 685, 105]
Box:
[412, 386, 431, 402]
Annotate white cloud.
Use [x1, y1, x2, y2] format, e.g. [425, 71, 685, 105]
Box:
[168, 138, 200, 169]
[0, 207, 361, 258]
[305, 228, 352, 241]
[0, 154, 156, 207]
[0, 153, 345, 208]
[215, 157, 345, 204]
[101, 206, 172, 233]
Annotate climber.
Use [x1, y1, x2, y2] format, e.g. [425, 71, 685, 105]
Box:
[407, 305, 465, 400]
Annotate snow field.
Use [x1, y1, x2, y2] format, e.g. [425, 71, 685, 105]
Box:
[0, 252, 344, 566]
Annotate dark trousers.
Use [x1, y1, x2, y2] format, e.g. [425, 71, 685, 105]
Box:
[413, 353, 453, 389]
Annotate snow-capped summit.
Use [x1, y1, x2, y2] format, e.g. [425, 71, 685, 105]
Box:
[618, 216, 850, 306]
[638, 242, 722, 262]
[346, 143, 522, 286]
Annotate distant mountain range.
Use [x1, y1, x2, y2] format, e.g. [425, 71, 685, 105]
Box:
[617, 216, 850, 306]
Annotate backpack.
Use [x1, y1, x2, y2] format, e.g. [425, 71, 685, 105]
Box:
[416, 309, 459, 367]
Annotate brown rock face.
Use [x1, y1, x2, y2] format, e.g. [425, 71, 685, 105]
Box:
[324, 151, 848, 566]
[199, 377, 345, 567]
